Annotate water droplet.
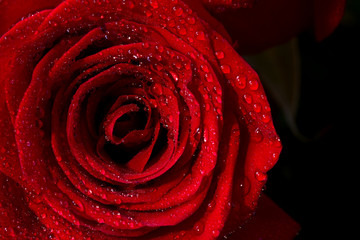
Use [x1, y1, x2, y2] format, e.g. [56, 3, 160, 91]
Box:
[200, 64, 209, 72]
[255, 171, 267, 182]
[220, 65, 230, 74]
[142, 42, 150, 48]
[149, 0, 158, 9]
[205, 73, 213, 82]
[212, 230, 220, 237]
[248, 79, 259, 90]
[177, 26, 187, 35]
[239, 176, 251, 196]
[203, 129, 208, 143]
[149, 99, 158, 108]
[167, 115, 173, 123]
[205, 103, 210, 111]
[173, 6, 183, 16]
[253, 103, 261, 112]
[216, 96, 222, 104]
[193, 223, 204, 234]
[261, 114, 271, 123]
[243, 94, 252, 104]
[152, 83, 163, 95]
[159, 96, 169, 106]
[169, 71, 179, 81]
[207, 200, 216, 211]
[155, 45, 164, 53]
[144, 10, 152, 17]
[215, 51, 224, 59]
[186, 16, 195, 24]
[195, 31, 205, 41]
[235, 75, 246, 89]
[253, 128, 263, 142]
[274, 137, 282, 147]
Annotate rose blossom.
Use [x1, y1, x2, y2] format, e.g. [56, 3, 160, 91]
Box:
[0, 0, 295, 239]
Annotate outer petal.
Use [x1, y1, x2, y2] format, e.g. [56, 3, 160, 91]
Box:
[0, 173, 51, 239]
[0, 0, 63, 36]
[223, 194, 300, 239]
[200, 0, 346, 54]
[314, 0, 347, 41]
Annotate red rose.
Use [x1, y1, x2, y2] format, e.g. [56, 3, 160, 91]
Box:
[0, 0, 296, 239]
[197, 0, 346, 54]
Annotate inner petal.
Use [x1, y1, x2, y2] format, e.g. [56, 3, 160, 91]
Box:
[103, 103, 141, 144]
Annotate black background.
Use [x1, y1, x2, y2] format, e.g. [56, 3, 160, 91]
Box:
[264, 1, 359, 239]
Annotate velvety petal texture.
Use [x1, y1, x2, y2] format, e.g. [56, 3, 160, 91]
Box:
[200, 0, 346, 54]
[0, 0, 290, 239]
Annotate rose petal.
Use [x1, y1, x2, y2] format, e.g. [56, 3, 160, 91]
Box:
[0, 0, 62, 36]
[314, 0, 346, 41]
[0, 173, 51, 239]
[222, 194, 300, 239]
[200, 0, 346, 54]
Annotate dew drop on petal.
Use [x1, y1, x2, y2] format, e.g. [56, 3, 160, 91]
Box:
[261, 114, 271, 123]
[177, 26, 187, 35]
[253, 103, 261, 113]
[253, 128, 263, 142]
[1, 147, 6, 154]
[220, 64, 230, 74]
[200, 64, 209, 72]
[207, 200, 216, 211]
[186, 16, 195, 24]
[173, 6, 183, 16]
[149, 0, 159, 9]
[239, 176, 251, 196]
[235, 75, 246, 89]
[195, 31, 205, 41]
[215, 51, 224, 59]
[152, 83, 163, 95]
[193, 223, 204, 234]
[169, 71, 179, 81]
[243, 94, 252, 104]
[212, 230, 220, 238]
[205, 73, 213, 82]
[248, 79, 259, 90]
[255, 171, 267, 182]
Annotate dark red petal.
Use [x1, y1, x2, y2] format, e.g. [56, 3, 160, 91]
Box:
[314, 0, 346, 41]
[204, 0, 311, 54]
[0, 0, 63, 36]
[0, 173, 51, 239]
[0, 89, 23, 184]
[211, 29, 282, 213]
[223, 194, 300, 239]
[0, 10, 51, 124]
[200, 0, 256, 8]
